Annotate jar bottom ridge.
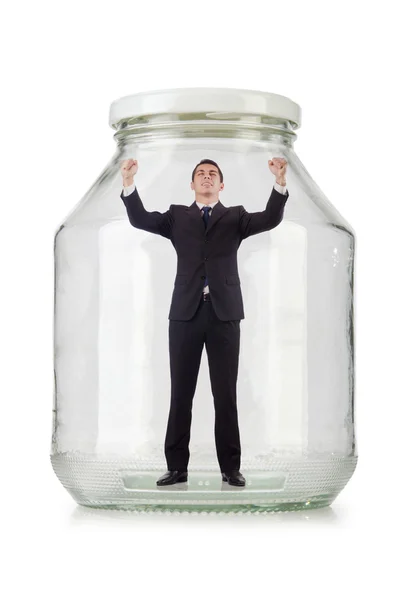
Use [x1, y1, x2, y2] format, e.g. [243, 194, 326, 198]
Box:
[51, 450, 357, 513]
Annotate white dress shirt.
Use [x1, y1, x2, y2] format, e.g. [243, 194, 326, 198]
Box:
[122, 181, 288, 295]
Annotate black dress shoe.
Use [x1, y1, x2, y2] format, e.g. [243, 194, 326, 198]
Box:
[156, 470, 188, 486]
[221, 470, 246, 486]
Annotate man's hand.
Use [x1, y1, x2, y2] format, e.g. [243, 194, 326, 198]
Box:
[268, 157, 287, 186]
[121, 158, 139, 186]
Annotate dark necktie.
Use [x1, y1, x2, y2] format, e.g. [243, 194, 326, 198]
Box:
[201, 206, 211, 289]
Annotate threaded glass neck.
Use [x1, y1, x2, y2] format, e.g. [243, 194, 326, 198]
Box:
[113, 112, 296, 148]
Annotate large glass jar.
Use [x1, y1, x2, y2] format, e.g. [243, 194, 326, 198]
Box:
[51, 87, 357, 513]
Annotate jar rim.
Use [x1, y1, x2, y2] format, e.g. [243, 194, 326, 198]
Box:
[109, 87, 301, 130]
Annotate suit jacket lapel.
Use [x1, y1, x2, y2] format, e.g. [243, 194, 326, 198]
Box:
[188, 201, 228, 234]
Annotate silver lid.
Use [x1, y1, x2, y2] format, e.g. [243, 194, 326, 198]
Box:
[109, 87, 301, 129]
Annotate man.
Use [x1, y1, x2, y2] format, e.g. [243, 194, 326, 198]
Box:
[120, 157, 289, 487]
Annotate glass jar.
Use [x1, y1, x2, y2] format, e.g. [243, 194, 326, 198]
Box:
[51, 87, 357, 513]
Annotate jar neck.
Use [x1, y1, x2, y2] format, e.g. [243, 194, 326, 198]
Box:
[113, 112, 297, 149]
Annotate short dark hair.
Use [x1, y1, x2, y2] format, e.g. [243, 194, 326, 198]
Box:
[192, 159, 223, 183]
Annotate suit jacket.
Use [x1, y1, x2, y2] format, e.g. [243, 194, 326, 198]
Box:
[120, 186, 289, 321]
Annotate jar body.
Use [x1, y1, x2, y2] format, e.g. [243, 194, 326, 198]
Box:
[51, 110, 357, 512]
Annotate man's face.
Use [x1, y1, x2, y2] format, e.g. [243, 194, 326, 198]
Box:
[190, 163, 224, 197]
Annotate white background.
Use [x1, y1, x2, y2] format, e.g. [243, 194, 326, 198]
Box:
[1, 0, 396, 598]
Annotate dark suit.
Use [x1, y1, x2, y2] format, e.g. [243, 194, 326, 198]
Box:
[120, 185, 289, 471]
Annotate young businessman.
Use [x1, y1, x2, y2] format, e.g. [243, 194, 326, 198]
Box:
[120, 157, 289, 486]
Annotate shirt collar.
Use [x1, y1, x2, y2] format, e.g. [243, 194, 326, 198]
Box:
[196, 199, 219, 210]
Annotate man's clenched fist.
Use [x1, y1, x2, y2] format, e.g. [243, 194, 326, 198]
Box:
[121, 159, 139, 185]
[268, 157, 287, 185]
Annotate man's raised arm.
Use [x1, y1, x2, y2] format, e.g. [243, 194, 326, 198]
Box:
[239, 157, 289, 240]
[120, 158, 173, 240]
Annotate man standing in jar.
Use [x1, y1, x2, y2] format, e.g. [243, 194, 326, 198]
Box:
[120, 157, 289, 486]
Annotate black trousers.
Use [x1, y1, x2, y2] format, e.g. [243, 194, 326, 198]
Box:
[165, 293, 241, 472]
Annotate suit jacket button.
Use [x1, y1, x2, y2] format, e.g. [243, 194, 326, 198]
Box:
[201, 276, 205, 280]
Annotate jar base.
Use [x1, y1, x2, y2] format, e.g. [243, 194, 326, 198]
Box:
[51, 452, 357, 513]
[78, 495, 336, 514]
